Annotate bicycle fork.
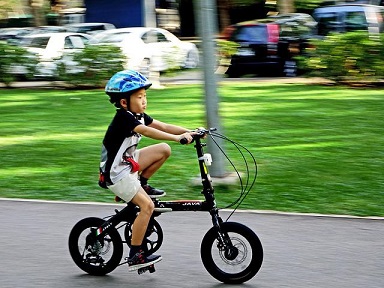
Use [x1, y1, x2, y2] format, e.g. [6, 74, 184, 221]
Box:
[210, 209, 239, 259]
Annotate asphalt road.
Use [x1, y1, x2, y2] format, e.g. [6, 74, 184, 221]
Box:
[1, 199, 383, 288]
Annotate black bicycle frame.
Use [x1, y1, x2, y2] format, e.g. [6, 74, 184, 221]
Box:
[154, 136, 216, 210]
[95, 135, 223, 238]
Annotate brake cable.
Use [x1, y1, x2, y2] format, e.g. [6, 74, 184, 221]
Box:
[208, 131, 258, 221]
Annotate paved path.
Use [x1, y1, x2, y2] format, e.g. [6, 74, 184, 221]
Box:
[0, 199, 383, 288]
[0, 70, 333, 88]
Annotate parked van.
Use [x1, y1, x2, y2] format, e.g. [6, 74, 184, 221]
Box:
[313, 4, 384, 35]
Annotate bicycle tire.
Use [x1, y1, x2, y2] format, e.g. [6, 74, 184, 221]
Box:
[200, 221, 263, 284]
[68, 217, 123, 276]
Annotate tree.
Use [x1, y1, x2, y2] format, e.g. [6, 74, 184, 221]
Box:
[294, 0, 326, 13]
[28, 0, 47, 26]
[215, 0, 324, 32]
[277, 0, 295, 13]
[216, 0, 266, 31]
[0, 0, 25, 21]
[217, 0, 231, 31]
[276, 0, 325, 13]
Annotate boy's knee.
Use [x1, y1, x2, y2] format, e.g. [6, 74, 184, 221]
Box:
[141, 199, 155, 215]
[161, 143, 171, 158]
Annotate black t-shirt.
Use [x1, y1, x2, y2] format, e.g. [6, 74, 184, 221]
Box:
[100, 109, 153, 184]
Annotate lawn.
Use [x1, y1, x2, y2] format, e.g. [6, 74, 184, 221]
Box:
[0, 83, 383, 216]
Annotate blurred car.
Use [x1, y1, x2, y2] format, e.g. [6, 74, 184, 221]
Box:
[17, 32, 91, 78]
[222, 13, 317, 77]
[0, 27, 35, 45]
[29, 25, 69, 35]
[0, 26, 70, 46]
[90, 27, 199, 73]
[313, 3, 384, 36]
[65, 22, 116, 35]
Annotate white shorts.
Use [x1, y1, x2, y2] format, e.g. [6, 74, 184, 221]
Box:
[107, 150, 141, 202]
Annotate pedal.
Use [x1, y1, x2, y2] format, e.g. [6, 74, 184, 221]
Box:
[137, 264, 155, 275]
[148, 264, 156, 273]
[137, 267, 147, 275]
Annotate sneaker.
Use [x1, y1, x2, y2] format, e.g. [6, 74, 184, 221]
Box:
[128, 250, 162, 271]
[142, 184, 166, 198]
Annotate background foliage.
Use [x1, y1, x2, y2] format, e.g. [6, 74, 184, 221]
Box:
[58, 44, 126, 88]
[297, 32, 384, 83]
[0, 42, 37, 87]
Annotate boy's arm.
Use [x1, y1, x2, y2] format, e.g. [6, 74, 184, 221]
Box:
[134, 123, 192, 143]
[148, 119, 190, 134]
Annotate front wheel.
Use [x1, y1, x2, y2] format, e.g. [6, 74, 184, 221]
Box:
[201, 222, 263, 284]
[68, 217, 123, 276]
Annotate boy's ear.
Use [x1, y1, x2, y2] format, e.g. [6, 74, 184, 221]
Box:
[120, 98, 128, 109]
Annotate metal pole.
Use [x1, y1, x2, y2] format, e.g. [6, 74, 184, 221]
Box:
[195, 0, 225, 177]
[143, 0, 157, 27]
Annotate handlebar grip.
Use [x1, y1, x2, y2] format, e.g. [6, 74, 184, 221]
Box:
[179, 137, 188, 145]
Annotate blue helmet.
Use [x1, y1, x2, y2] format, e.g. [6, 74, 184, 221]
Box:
[105, 70, 152, 107]
[105, 70, 152, 94]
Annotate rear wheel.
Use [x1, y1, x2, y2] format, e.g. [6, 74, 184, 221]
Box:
[201, 222, 263, 284]
[68, 217, 123, 276]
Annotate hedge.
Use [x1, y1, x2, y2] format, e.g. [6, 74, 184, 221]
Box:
[297, 31, 384, 84]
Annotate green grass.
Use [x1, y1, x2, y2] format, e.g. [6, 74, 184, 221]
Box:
[0, 83, 383, 216]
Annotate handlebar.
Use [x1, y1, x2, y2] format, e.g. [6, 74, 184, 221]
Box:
[179, 128, 214, 145]
[179, 137, 190, 145]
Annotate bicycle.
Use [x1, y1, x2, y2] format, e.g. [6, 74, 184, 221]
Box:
[68, 128, 263, 284]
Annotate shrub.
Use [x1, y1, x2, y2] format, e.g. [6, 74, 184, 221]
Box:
[57, 44, 126, 88]
[297, 32, 384, 83]
[0, 42, 38, 87]
[215, 39, 240, 74]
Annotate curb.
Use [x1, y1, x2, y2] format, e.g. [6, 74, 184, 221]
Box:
[0, 75, 335, 89]
[1, 197, 383, 221]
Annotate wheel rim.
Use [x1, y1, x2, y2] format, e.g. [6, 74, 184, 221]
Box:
[213, 234, 252, 272]
[79, 228, 116, 267]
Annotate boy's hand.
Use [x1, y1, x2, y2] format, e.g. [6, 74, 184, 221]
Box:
[179, 132, 195, 144]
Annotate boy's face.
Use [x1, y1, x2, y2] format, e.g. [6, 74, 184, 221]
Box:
[129, 88, 147, 114]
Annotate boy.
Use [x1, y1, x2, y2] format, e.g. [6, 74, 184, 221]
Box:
[100, 70, 194, 271]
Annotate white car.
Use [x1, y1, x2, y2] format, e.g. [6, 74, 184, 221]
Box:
[65, 22, 116, 35]
[90, 27, 199, 73]
[18, 32, 91, 78]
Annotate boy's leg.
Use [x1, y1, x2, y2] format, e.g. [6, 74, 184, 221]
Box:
[137, 143, 170, 197]
[137, 143, 171, 179]
[128, 188, 162, 270]
[130, 189, 154, 245]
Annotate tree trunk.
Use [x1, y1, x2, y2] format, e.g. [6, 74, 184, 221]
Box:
[29, 0, 46, 26]
[277, 0, 295, 13]
[217, 0, 231, 32]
